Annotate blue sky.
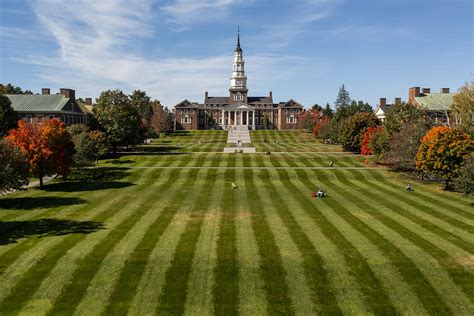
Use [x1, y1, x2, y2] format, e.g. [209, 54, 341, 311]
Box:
[0, 0, 472, 108]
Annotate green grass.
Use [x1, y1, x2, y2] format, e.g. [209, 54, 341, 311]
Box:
[1, 130, 473, 315]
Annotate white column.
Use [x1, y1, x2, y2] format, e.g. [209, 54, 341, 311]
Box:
[246, 111, 249, 126]
[228, 111, 231, 126]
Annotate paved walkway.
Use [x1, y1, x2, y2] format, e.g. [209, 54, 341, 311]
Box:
[1, 174, 56, 195]
[224, 126, 256, 153]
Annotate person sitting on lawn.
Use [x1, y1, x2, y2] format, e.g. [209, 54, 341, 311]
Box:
[406, 184, 414, 192]
[232, 183, 238, 189]
[329, 160, 334, 167]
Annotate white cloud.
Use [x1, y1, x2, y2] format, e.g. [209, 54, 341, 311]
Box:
[162, 0, 248, 31]
[17, 0, 321, 106]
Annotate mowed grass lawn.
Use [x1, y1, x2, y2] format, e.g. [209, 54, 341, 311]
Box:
[0, 131, 473, 315]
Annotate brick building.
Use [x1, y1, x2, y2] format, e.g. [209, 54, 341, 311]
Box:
[6, 88, 90, 126]
[174, 30, 304, 130]
[374, 87, 456, 124]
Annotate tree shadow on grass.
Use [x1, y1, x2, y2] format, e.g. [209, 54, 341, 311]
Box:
[0, 218, 104, 245]
[0, 196, 87, 210]
[43, 181, 133, 192]
[42, 167, 135, 192]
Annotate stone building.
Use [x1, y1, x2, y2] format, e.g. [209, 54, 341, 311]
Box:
[174, 31, 304, 130]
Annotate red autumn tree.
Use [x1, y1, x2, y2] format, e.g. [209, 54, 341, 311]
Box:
[313, 116, 331, 141]
[361, 126, 384, 155]
[7, 119, 74, 188]
[298, 110, 321, 132]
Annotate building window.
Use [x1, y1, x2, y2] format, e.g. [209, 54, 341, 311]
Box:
[178, 109, 182, 114]
[181, 117, 192, 124]
[49, 114, 55, 119]
[260, 117, 264, 124]
[37, 114, 43, 123]
[190, 109, 194, 114]
[184, 109, 188, 114]
[26, 115, 32, 123]
[234, 93, 243, 101]
[287, 116, 297, 124]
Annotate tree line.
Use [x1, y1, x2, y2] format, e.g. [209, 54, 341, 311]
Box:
[299, 82, 473, 194]
[1, 86, 173, 192]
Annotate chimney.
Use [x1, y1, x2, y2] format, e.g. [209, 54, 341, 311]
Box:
[394, 97, 402, 105]
[205, 91, 208, 99]
[42, 88, 50, 95]
[85, 97, 92, 105]
[422, 88, 431, 94]
[269, 91, 273, 97]
[441, 88, 450, 93]
[408, 87, 421, 104]
[379, 98, 386, 107]
[60, 88, 76, 100]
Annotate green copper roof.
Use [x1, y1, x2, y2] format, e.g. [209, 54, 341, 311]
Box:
[415, 93, 455, 111]
[5, 94, 69, 112]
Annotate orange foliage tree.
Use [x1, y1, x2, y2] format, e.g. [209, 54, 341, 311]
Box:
[361, 126, 384, 155]
[416, 126, 472, 189]
[7, 119, 74, 188]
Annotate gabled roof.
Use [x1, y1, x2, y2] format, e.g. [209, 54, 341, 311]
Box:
[415, 93, 455, 111]
[374, 104, 394, 114]
[280, 99, 303, 107]
[175, 99, 200, 108]
[6, 94, 69, 112]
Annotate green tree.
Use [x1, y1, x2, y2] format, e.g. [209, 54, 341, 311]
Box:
[416, 126, 472, 190]
[312, 104, 322, 111]
[94, 90, 143, 153]
[0, 95, 19, 136]
[0, 140, 30, 192]
[454, 155, 474, 195]
[451, 81, 474, 134]
[0, 83, 32, 94]
[322, 103, 333, 117]
[264, 112, 269, 130]
[339, 112, 380, 152]
[384, 102, 429, 135]
[369, 128, 390, 162]
[130, 90, 152, 123]
[334, 84, 351, 109]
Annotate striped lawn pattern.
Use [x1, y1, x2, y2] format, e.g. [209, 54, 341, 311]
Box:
[0, 131, 473, 315]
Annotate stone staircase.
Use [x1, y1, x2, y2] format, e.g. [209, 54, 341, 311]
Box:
[224, 126, 256, 153]
[227, 125, 251, 144]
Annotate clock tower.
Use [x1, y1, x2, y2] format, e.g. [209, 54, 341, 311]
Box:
[229, 28, 248, 104]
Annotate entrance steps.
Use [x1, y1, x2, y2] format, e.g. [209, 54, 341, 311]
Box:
[227, 126, 251, 144]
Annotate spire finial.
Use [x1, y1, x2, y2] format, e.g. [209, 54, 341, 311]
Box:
[237, 25, 240, 47]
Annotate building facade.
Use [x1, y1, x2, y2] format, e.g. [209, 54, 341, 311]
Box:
[6, 88, 90, 126]
[174, 31, 304, 130]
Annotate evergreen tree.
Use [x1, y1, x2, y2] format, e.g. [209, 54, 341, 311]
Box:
[0, 95, 19, 136]
[322, 103, 333, 117]
[312, 103, 322, 111]
[334, 84, 351, 109]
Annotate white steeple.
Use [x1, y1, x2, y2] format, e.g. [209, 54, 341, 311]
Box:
[230, 27, 247, 91]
